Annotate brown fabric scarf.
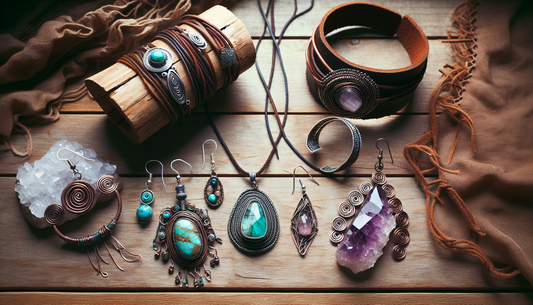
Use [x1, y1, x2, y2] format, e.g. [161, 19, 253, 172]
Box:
[0, 0, 191, 157]
[405, 0, 533, 286]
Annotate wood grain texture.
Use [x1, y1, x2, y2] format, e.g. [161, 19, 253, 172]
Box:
[1, 0, 530, 301]
[0, 114, 431, 175]
[233, 0, 465, 38]
[62, 40, 451, 114]
[1, 292, 532, 304]
[2, 176, 530, 290]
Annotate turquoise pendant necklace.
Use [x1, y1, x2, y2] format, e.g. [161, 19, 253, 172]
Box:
[227, 172, 279, 254]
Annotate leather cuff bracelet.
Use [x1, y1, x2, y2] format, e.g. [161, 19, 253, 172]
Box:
[306, 2, 429, 119]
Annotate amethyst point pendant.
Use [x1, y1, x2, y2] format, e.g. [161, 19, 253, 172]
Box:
[335, 183, 396, 274]
[291, 193, 318, 256]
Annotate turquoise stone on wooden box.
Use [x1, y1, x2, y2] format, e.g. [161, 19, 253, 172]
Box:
[241, 201, 267, 238]
[173, 218, 202, 259]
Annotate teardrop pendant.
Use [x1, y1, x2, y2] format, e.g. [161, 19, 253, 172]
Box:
[227, 173, 279, 254]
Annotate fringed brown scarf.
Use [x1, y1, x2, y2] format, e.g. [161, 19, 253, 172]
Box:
[0, 0, 191, 157]
[405, 0, 533, 286]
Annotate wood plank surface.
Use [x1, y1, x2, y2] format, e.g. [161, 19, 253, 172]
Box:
[60, 39, 451, 114]
[233, 0, 464, 38]
[0, 114, 431, 175]
[1, 292, 532, 304]
[1, 0, 531, 302]
[1, 176, 530, 290]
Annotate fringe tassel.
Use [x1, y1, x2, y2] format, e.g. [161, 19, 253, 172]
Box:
[403, 0, 521, 281]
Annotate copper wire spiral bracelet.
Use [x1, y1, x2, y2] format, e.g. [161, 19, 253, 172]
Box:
[44, 175, 122, 247]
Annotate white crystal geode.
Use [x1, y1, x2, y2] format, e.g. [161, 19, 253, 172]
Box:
[15, 139, 118, 228]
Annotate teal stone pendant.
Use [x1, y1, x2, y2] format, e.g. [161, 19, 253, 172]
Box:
[227, 172, 279, 255]
[204, 176, 223, 208]
[153, 175, 222, 288]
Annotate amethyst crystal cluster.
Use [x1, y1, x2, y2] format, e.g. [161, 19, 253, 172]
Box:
[335, 185, 396, 274]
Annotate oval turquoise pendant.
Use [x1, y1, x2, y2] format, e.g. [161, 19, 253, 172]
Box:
[137, 204, 153, 222]
[173, 218, 203, 259]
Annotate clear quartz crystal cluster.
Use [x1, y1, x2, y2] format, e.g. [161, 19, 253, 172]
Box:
[335, 186, 396, 274]
[15, 139, 117, 228]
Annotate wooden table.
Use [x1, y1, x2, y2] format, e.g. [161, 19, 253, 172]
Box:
[1, 0, 531, 303]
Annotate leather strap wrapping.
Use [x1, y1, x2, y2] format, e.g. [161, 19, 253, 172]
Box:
[306, 2, 429, 118]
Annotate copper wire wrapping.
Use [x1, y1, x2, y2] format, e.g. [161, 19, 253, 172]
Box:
[393, 227, 410, 246]
[389, 198, 403, 214]
[347, 190, 364, 206]
[97, 175, 118, 194]
[372, 171, 387, 185]
[44, 204, 65, 225]
[164, 211, 209, 268]
[392, 245, 406, 260]
[338, 201, 356, 218]
[396, 211, 409, 228]
[381, 183, 396, 198]
[359, 181, 373, 195]
[332, 216, 347, 231]
[61, 180, 97, 214]
[330, 230, 344, 244]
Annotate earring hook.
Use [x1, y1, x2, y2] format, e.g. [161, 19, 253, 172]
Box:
[170, 159, 193, 182]
[56, 148, 95, 163]
[56, 148, 95, 180]
[292, 165, 319, 195]
[202, 139, 218, 170]
[375, 138, 393, 172]
[375, 138, 393, 163]
[145, 160, 166, 189]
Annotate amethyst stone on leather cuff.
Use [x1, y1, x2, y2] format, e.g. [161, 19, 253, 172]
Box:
[306, 2, 429, 119]
[319, 68, 380, 118]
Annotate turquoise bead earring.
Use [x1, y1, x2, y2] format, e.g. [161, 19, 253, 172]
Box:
[202, 139, 224, 208]
[137, 160, 166, 223]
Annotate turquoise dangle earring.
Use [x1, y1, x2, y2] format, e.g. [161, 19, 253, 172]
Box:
[137, 160, 166, 223]
[153, 159, 222, 287]
[202, 139, 224, 208]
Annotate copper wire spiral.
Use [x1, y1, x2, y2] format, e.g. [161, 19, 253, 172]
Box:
[393, 227, 410, 246]
[61, 180, 97, 214]
[330, 230, 344, 243]
[392, 245, 406, 260]
[381, 183, 396, 198]
[389, 198, 403, 213]
[97, 175, 118, 194]
[396, 211, 409, 228]
[347, 190, 364, 206]
[44, 204, 65, 225]
[332, 216, 347, 231]
[359, 181, 373, 195]
[338, 201, 356, 218]
[372, 171, 387, 185]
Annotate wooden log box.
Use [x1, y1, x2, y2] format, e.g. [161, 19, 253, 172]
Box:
[85, 5, 256, 144]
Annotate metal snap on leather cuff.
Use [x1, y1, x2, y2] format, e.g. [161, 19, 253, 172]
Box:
[306, 116, 362, 173]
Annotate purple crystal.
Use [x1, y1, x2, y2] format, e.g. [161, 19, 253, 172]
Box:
[335, 185, 396, 274]
[338, 89, 363, 112]
[297, 213, 313, 237]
